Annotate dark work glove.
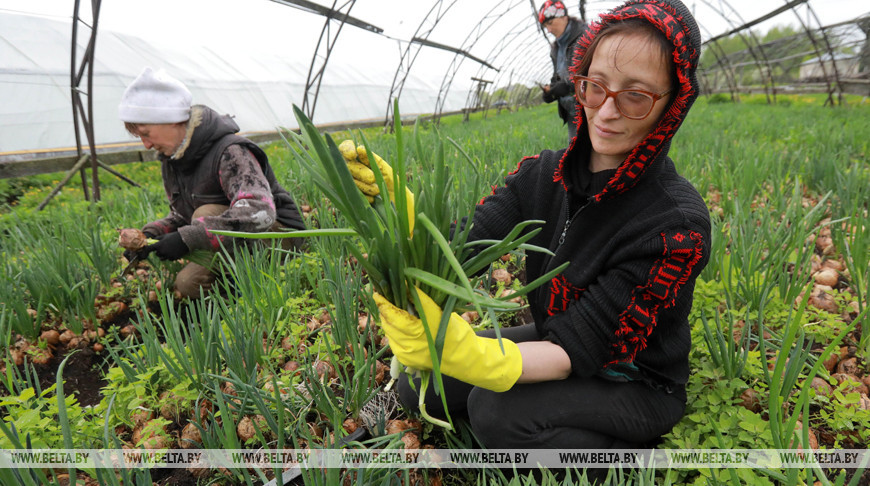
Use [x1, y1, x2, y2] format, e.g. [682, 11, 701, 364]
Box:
[123, 249, 140, 263]
[143, 232, 189, 261]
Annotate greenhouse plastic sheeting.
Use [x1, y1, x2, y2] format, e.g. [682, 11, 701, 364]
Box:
[0, 11, 468, 157]
[5, 0, 866, 159]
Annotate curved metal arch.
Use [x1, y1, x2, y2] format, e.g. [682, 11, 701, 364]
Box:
[484, 21, 548, 83]
[503, 60, 553, 109]
[700, 22, 744, 102]
[788, 2, 844, 105]
[475, 38, 546, 113]
[432, 0, 529, 122]
[301, 0, 358, 120]
[383, 0, 459, 130]
[701, 46, 741, 101]
[464, 13, 545, 113]
[860, 16, 870, 73]
[494, 50, 552, 98]
[701, 0, 779, 103]
[483, 40, 551, 109]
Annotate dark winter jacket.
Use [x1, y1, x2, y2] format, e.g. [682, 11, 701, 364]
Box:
[143, 105, 305, 251]
[471, 0, 708, 389]
[542, 17, 586, 125]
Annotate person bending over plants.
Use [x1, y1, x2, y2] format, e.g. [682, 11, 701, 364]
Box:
[118, 67, 305, 299]
[360, 0, 712, 458]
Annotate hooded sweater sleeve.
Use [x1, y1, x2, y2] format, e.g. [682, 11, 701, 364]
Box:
[176, 144, 278, 251]
[468, 154, 554, 243]
[543, 227, 706, 378]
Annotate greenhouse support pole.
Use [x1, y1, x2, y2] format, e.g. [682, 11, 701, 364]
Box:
[70, 0, 103, 203]
[84, 0, 102, 199]
[70, 0, 89, 202]
[804, 5, 845, 106]
[42, 0, 139, 211]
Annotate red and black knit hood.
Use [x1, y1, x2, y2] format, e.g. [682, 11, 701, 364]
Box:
[555, 0, 701, 202]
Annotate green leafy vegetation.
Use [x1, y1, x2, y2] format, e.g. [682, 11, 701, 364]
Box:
[0, 97, 868, 484]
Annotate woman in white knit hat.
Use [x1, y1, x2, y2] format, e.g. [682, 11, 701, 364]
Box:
[119, 67, 305, 299]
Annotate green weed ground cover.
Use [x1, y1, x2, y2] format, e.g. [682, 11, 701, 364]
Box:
[0, 95, 868, 485]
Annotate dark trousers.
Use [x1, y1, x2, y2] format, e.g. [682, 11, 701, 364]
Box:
[396, 323, 686, 450]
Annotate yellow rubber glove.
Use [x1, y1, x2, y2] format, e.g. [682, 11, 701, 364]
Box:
[338, 140, 415, 234]
[373, 288, 523, 393]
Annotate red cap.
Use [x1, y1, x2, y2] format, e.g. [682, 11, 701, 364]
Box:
[538, 1, 567, 24]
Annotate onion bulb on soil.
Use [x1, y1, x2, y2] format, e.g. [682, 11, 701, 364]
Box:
[813, 268, 839, 287]
[342, 418, 361, 434]
[40, 330, 60, 346]
[809, 377, 832, 398]
[738, 388, 761, 412]
[385, 419, 410, 436]
[400, 431, 421, 450]
[790, 421, 819, 450]
[491, 268, 512, 285]
[313, 360, 337, 381]
[837, 357, 859, 375]
[236, 416, 257, 442]
[118, 228, 149, 251]
[180, 422, 203, 449]
[59, 330, 75, 344]
[131, 419, 172, 449]
[807, 287, 839, 314]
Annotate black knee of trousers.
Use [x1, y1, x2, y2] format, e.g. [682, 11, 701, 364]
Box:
[467, 387, 512, 447]
[468, 385, 656, 450]
[396, 374, 422, 413]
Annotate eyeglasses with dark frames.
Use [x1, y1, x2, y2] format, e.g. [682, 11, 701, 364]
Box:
[573, 75, 671, 120]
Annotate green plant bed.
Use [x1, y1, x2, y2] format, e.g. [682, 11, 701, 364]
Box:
[0, 101, 868, 484]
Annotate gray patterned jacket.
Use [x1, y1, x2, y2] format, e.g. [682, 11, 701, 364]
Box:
[143, 105, 305, 252]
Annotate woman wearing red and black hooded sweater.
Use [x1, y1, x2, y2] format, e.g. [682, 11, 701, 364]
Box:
[394, 0, 711, 451]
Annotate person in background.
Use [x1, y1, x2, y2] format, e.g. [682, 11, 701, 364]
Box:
[367, 0, 711, 470]
[119, 67, 305, 299]
[538, 0, 587, 143]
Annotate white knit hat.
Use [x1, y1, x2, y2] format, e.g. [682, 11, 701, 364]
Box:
[118, 67, 192, 123]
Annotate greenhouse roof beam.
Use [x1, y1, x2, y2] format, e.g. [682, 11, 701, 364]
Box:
[268, 0, 383, 33]
[705, 0, 808, 44]
[410, 37, 498, 71]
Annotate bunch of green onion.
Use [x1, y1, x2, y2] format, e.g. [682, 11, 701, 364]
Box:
[225, 102, 567, 429]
